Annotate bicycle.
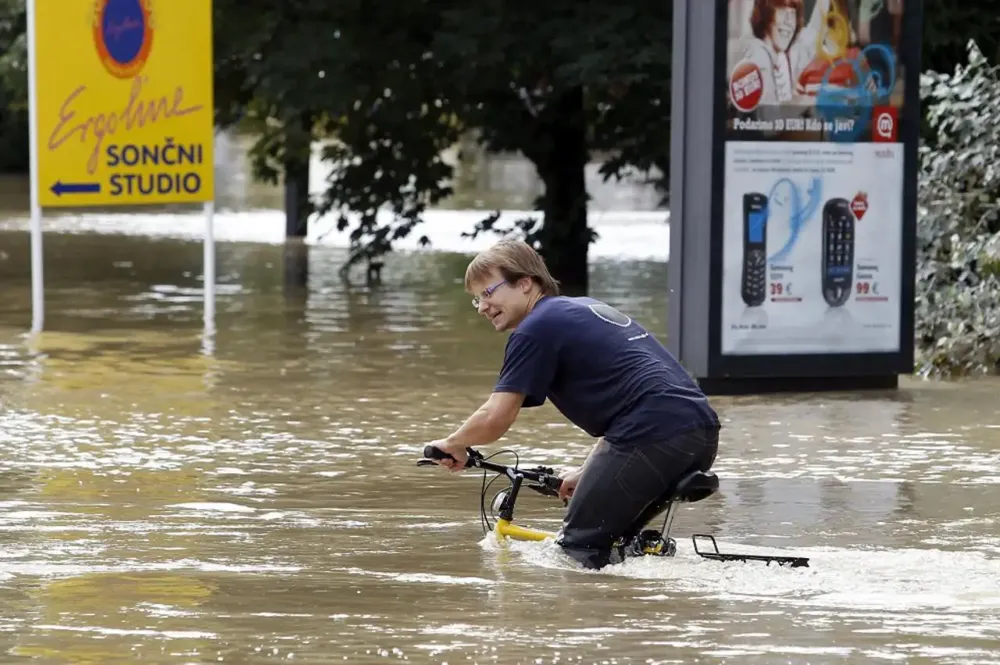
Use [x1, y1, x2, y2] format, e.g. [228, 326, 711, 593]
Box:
[419, 445, 810, 567]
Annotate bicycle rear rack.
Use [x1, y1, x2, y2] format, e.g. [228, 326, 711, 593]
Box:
[692, 534, 810, 568]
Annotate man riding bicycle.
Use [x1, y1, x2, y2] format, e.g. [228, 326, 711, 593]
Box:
[425, 239, 721, 569]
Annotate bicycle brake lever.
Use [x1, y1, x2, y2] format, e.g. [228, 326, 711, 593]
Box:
[416, 460, 437, 467]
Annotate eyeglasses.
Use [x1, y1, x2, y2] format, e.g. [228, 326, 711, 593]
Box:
[471, 279, 507, 309]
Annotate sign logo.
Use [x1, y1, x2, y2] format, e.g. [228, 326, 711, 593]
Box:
[729, 60, 763, 113]
[872, 106, 897, 142]
[93, 0, 154, 79]
[851, 192, 869, 220]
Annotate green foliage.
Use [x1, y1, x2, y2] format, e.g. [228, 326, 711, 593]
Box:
[211, 0, 671, 289]
[915, 40, 1000, 377]
[211, 0, 460, 276]
[922, 0, 1000, 73]
[0, 0, 28, 173]
[436, 2, 671, 291]
[308, 3, 465, 274]
[432, 2, 672, 186]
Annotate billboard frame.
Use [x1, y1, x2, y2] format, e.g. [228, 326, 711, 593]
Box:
[668, 0, 923, 393]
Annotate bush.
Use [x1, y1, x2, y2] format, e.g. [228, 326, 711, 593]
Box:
[915, 40, 1000, 378]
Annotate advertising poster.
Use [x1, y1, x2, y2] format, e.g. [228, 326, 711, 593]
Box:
[720, 0, 905, 355]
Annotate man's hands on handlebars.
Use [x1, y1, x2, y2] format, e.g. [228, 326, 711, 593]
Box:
[420, 444, 570, 505]
[424, 438, 469, 471]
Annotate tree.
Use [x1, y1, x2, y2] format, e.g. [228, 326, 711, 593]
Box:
[212, 0, 464, 282]
[922, 1, 1000, 73]
[0, 0, 28, 174]
[915, 40, 1000, 377]
[430, 2, 672, 293]
[222, 1, 999, 295]
[212, 0, 672, 293]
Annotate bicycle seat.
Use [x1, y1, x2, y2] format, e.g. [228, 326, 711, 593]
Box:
[672, 470, 719, 503]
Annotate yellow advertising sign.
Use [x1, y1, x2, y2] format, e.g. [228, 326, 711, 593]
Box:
[34, 0, 214, 207]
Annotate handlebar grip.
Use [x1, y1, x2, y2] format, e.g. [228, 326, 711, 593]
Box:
[423, 445, 453, 461]
[422, 445, 478, 468]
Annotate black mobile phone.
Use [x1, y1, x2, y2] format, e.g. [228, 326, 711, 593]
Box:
[741, 192, 768, 307]
[821, 198, 855, 307]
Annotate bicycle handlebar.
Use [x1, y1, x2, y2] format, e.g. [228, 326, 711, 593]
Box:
[422, 444, 468, 464]
[420, 444, 563, 492]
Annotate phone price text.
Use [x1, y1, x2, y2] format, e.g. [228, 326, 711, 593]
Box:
[769, 282, 800, 302]
[854, 281, 889, 302]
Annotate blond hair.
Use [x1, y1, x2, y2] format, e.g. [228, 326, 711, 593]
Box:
[464, 239, 560, 296]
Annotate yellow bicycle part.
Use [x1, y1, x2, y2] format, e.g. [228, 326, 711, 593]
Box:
[494, 518, 553, 543]
[493, 519, 664, 555]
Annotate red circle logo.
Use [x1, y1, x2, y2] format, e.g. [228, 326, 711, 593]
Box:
[729, 60, 763, 113]
[875, 112, 894, 138]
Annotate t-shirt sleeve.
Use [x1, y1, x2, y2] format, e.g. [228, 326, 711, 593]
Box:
[493, 331, 557, 408]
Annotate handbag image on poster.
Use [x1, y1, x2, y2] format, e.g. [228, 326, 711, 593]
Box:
[821, 198, 855, 307]
[741, 192, 768, 307]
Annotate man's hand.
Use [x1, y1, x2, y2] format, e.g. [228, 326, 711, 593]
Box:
[558, 468, 582, 501]
[425, 438, 469, 472]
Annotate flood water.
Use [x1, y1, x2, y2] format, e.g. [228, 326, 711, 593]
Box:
[1, 140, 1000, 664]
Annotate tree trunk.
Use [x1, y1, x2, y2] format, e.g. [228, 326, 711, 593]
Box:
[284, 112, 313, 239]
[531, 86, 591, 295]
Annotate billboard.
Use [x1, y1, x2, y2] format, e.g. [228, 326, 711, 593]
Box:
[34, 0, 215, 207]
[26, 0, 217, 335]
[718, 0, 908, 357]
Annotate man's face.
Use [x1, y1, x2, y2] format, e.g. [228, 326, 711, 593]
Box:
[469, 270, 530, 332]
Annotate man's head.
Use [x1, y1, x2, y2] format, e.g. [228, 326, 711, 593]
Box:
[464, 239, 560, 331]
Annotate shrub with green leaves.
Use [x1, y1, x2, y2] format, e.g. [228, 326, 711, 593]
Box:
[915, 40, 1000, 378]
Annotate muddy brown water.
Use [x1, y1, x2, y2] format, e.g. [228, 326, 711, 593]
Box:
[1, 213, 999, 664]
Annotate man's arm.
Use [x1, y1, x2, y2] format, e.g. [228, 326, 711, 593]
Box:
[444, 391, 524, 448]
[430, 331, 553, 469]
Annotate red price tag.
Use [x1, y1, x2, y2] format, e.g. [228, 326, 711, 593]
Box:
[856, 282, 879, 295]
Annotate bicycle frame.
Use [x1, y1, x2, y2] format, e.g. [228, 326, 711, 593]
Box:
[420, 447, 667, 555]
[418, 445, 564, 542]
[489, 466, 561, 543]
[495, 518, 552, 542]
[418, 444, 811, 567]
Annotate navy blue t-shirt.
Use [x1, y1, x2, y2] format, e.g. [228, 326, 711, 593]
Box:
[494, 296, 719, 445]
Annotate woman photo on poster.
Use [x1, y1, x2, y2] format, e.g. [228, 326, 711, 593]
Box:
[729, 0, 839, 108]
[728, 0, 904, 119]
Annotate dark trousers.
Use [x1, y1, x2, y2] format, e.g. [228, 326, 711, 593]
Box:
[555, 426, 720, 569]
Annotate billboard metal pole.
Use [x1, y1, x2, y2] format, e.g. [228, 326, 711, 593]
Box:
[27, 0, 43, 334]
